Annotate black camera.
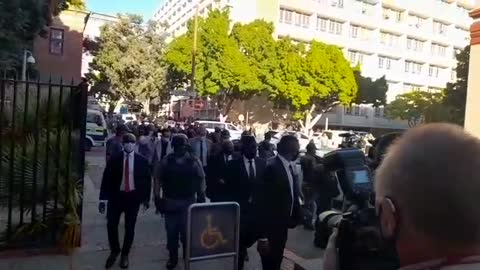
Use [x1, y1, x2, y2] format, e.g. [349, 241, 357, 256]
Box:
[315, 148, 399, 270]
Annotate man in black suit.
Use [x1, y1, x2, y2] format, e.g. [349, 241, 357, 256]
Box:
[206, 139, 234, 202]
[254, 135, 302, 270]
[224, 135, 266, 269]
[99, 133, 152, 269]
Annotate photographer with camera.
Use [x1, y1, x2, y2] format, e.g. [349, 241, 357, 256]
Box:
[324, 123, 480, 270]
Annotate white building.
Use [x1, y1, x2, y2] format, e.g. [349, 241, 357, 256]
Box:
[154, 0, 476, 130]
[82, 12, 118, 77]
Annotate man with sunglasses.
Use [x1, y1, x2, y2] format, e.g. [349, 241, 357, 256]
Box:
[324, 123, 480, 270]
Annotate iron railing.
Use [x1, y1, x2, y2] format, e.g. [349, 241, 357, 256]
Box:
[0, 78, 87, 249]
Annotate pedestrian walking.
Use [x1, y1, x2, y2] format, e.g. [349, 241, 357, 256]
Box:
[99, 133, 152, 269]
[105, 124, 129, 162]
[253, 135, 302, 270]
[189, 126, 212, 170]
[154, 134, 206, 269]
[224, 135, 266, 270]
[300, 142, 322, 230]
[206, 139, 234, 202]
[136, 124, 158, 164]
[258, 132, 275, 160]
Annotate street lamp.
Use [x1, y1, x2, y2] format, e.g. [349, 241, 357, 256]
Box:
[22, 50, 35, 81]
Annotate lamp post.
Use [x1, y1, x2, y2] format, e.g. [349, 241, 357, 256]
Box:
[22, 50, 36, 81]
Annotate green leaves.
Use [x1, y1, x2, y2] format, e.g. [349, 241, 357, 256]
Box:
[86, 15, 168, 104]
[386, 91, 444, 127]
[443, 46, 469, 125]
[355, 72, 388, 107]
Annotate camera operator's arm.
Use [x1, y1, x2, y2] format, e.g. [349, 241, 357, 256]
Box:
[323, 228, 339, 270]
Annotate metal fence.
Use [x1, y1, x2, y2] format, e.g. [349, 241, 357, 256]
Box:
[0, 78, 87, 250]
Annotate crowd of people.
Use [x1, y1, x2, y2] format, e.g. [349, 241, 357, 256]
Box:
[99, 120, 480, 270]
[100, 122, 307, 270]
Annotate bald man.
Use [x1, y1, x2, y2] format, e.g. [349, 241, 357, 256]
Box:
[324, 123, 480, 270]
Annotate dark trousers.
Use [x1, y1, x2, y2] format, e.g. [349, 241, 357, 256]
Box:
[164, 198, 194, 257]
[107, 192, 140, 256]
[260, 227, 288, 270]
[238, 206, 256, 270]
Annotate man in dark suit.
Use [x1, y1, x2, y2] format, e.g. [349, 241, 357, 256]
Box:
[254, 135, 302, 270]
[206, 139, 234, 202]
[99, 133, 152, 269]
[224, 135, 266, 269]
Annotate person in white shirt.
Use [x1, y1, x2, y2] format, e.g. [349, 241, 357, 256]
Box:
[99, 133, 151, 269]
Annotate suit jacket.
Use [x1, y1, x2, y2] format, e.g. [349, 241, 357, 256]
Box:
[100, 152, 152, 204]
[205, 151, 230, 199]
[253, 156, 302, 237]
[224, 157, 266, 211]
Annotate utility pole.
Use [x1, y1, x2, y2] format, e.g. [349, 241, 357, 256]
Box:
[191, 4, 199, 93]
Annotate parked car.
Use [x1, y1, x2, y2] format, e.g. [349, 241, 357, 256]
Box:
[194, 120, 244, 140]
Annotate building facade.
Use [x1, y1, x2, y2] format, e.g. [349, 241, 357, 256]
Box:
[155, 0, 476, 130]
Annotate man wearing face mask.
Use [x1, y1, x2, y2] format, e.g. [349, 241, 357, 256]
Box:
[99, 133, 151, 269]
[206, 139, 234, 202]
[324, 123, 480, 270]
[253, 135, 302, 270]
[154, 134, 206, 270]
[224, 135, 266, 269]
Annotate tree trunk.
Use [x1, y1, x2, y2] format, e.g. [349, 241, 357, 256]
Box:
[299, 104, 322, 136]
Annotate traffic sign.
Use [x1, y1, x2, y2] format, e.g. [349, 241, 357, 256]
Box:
[186, 203, 240, 270]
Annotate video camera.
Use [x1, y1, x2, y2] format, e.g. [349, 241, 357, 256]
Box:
[315, 148, 399, 270]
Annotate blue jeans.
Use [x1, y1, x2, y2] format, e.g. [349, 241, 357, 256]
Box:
[164, 198, 195, 254]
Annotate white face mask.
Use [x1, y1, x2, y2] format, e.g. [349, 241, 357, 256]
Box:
[123, 143, 135, 153]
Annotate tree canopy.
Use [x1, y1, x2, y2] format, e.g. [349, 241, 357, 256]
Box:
[165, 10, 264, 115]
[355, 71, 388, 107]
[386, 91, 444, 127]
[86, 15, 168, 109]
[443, 46, 469, 125]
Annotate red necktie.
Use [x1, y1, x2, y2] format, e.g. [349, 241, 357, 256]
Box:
[124, 155, 130, 192]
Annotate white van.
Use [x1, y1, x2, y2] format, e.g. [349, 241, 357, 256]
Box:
[194, 120, 243, 140]
[86, 109, 108, 151]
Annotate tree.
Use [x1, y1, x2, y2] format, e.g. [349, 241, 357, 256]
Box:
[266, 39, 358, 133]
[86, 15, 168, 112]
[443, 46, 469, 125]
[165, 10, 263, 116]
[386, 91, 444, 127]
[355, 71, 388, 107]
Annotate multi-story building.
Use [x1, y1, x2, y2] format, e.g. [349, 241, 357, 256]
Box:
[154, 0, 477, 130]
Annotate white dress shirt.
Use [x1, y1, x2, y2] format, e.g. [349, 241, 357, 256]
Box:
[243, 156, 256, 179]
[120, 151, 135, 191]
[278, 154, 295, 214]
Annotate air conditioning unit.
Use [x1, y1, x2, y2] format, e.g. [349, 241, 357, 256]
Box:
[384, 14, 390, 19]
[415, 23, 420, 28]
[362, 8, 367, 14]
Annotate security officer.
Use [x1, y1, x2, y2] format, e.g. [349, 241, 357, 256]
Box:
[154, 134, 206, 269]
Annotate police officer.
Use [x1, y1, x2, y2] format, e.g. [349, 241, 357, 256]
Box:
[154, 134, 206, 269]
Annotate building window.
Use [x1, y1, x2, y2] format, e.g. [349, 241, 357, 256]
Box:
[407, 37, 424, 52]
[383, 7, 402, 22]
[429, 65, 440, 77]
[451, 69, 457, 81]
[408, 14, 425, 28]
[280, 9, 293, 24]
[49, 28, 64, 55]
[317, 17, 327, 31]
[296, 13, 310, 28]
[378, 56, 392, 70]
[374, 107, 384, 117]
[345, 106, 352, 115]
[380, 31, 399, 47]
[350, 25, 359, 38]
[354, 105, 360, 115]
[433, 20, 448, 36]
[405, 61, 423, 74]
[431, 43, 447, 56]
[331, 0, 344, 8]
[348, 50, 365, 66]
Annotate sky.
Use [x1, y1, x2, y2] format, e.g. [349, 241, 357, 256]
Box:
[86, 0, 163, 20]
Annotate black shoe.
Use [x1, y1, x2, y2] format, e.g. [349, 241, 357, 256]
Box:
[119, 255, 129, 269]
[105, 251, 120, 269]
[166, 257, 178, 269]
